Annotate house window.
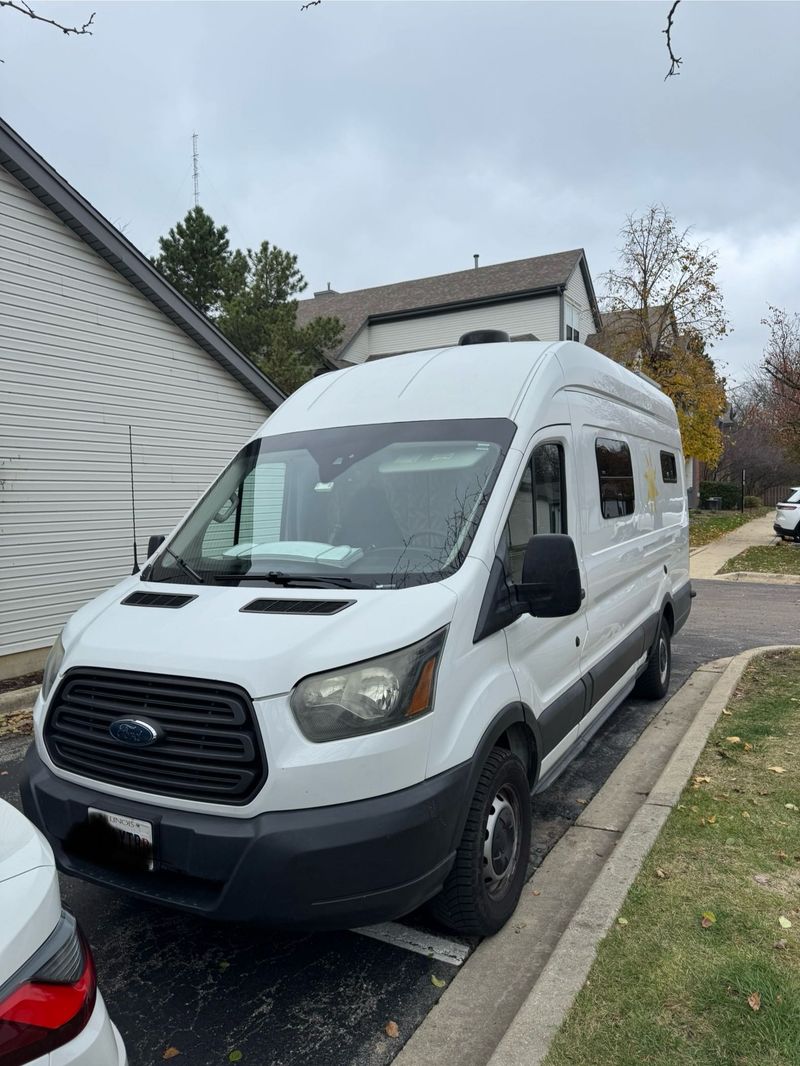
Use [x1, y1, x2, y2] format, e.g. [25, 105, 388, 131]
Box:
[660, 451, 678, 483]
[505, 443, 566, 581]
[595, 438, 635, 519]
[565, 302, 581, 343]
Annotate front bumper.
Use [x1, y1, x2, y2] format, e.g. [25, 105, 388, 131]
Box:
[20, 746, 469, 929]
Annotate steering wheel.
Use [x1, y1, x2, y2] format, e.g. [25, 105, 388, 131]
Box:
[406, 529, 449, 548]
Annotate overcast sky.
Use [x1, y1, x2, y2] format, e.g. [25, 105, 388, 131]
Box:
[3, 0, 799, 383]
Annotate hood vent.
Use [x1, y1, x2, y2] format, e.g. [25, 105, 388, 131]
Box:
[241, 598, 354, 616]
[122, 591, 197, 609]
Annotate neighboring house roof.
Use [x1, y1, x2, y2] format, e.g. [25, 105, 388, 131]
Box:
[297, 249, 600, 362]
[0, 117, 285, 410]
[587, 306, 678, 360]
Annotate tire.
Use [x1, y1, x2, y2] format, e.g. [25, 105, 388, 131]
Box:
[635, 616, 671, 700]
[430, 747, 531, 937]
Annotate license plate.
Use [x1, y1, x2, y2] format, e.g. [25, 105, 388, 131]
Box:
[88, 808, 154, 871]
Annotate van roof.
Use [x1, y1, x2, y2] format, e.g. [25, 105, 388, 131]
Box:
[259, 341, 674, 436]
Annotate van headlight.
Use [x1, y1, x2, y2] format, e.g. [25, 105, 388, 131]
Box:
[290, 628, 446, 743]
[41, 633, 65, 701]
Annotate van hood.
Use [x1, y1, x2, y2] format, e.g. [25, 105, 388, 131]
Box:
[58, 578, 459, 699]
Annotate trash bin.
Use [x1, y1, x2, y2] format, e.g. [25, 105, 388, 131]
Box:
[707, 496, 722, 511]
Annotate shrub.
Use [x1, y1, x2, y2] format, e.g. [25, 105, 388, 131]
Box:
[699, 481, 741, 509]
[743, 495, 762, 509]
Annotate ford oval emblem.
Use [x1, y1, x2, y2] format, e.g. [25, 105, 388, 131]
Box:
[109, 718, 160, 746]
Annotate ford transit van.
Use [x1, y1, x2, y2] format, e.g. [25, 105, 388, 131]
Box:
[22, 337, 691, 936]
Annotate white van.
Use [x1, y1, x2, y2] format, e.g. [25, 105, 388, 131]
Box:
[22, 335, 691, 937]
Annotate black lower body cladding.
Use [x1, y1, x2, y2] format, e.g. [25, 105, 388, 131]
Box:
[20, 745, 470, 930]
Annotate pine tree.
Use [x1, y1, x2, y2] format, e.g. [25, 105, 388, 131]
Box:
[152, 206, 232, 316]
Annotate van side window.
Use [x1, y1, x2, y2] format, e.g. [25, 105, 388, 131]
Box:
[595, 438, 635, 519]
[202, 462, 286, 557]
[660, 451, 678, 483]
[505, 443, 566, 582]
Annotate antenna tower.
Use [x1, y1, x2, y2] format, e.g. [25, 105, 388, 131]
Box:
[192, 132, 199, 207]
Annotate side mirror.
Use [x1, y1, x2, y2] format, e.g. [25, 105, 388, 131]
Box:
[147, 534, 166, 558]
[516, 534, 582, 618]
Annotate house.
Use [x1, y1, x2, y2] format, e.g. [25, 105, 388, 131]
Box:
[296, 249, 601, 365]
[0, 118, 284, 680]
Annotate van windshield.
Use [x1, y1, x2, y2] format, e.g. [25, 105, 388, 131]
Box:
[145, 418, 516, 589]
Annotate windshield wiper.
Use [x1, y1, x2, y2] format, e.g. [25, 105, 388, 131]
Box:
[213, 570, 370, 589]
[159, 546, 206, 585]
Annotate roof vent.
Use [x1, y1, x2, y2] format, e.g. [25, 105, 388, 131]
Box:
[458, 329, 510, 346]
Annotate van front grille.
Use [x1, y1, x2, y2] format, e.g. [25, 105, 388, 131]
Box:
[44, 669, 266, 804]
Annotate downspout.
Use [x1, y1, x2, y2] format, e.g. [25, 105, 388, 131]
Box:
[558, 285, 566, 340]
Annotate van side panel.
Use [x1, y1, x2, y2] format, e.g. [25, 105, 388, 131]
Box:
[558, 348, 688, 731]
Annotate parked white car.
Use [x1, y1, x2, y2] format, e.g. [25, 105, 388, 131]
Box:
[773, 487, 800, 540]
[0, 799, 126, 1066]
[23, 335, 690, 936]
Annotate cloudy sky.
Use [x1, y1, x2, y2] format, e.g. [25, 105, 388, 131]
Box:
[3, 0, 799, 383]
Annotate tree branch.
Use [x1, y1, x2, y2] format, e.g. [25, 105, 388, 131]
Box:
[300, 0, 321, 10]
[663, 0, 682, 79]
[0, 0, 94, 35]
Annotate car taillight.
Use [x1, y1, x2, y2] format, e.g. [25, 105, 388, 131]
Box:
[778, 504, 797, 510]
[0, 911, 96, 1066]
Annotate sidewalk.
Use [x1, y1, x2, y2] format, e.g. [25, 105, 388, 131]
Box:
[690, 512, 777, 580]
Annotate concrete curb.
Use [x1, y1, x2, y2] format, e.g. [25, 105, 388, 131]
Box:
[486, 645, 799, 1066]
[712, 570, 800, 585]
[0, 685, 39, 717]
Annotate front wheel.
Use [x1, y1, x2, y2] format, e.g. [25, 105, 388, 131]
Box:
[635, 616, 671, 700]
[430, 748, 531, 937]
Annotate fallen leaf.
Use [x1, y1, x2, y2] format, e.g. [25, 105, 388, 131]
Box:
[431, 975, 445, 988]
[742, 810, 751, 819]
[726, 736, 742, 745]
[219, 960, 230, 972]
[722, 708, 733, 716]
[708, 815, 717, 825]
[385, 1021, 399, 1039]
[228, 1054, 243, 1064]
[774, 939, 788, 950]
[163, 1051, 180, 1061]
[786, 804, 799, 812]
[656, 867, 668, 879]
[768, 766, 786, 774]
[777, 851, 789, 861]
[576, 798, 588, 805]
[531, 889, 541, 896]
[617, 917, 628, 926]
[753, 874, 770, 885]
[701, 911, 717, 928]
[779, 916, 792, 929]
[747, 991, 761, 1012]
[743, 743, 753, 752]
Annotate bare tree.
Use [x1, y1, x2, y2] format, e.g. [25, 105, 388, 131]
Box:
[0, 1, 94, 36]
[761, 306, 800, 460]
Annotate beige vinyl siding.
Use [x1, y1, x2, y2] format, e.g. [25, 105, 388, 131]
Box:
[564, 265, 596, 343]
[0, 166, 269, 657]
[342, 323, 370, 364]
[343, 295, 561, 362]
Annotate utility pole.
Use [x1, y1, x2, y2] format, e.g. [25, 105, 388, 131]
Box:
[192, 132, 199, 207]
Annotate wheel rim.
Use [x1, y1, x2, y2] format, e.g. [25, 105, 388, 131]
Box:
[483, 785, 522, 900]
[658, 635, 669, 685]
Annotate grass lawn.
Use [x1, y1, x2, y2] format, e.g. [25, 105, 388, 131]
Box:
[720, 542, 800, 577]
[544, 650, 800, 1066]
[689, 507, 771, 548]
